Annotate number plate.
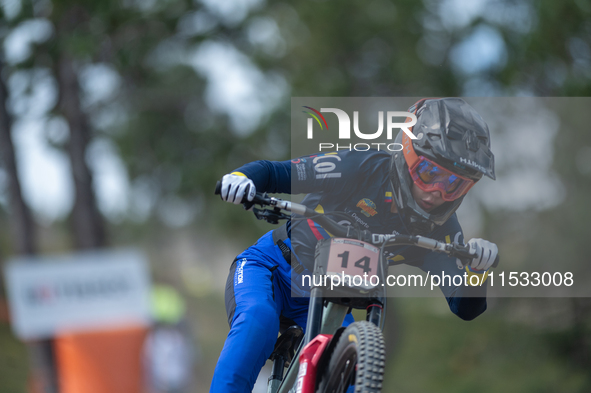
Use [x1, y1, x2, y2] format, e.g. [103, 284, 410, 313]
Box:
[326, 238, 380, 290]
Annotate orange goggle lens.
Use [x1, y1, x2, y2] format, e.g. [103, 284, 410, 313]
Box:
[409, 156, 475, 201]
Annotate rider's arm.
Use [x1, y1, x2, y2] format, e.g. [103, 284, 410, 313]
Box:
[419, 217, 490, 321]
[422, 250, 489, 321]
[230, 160, 292, 194]
[231, 150, 391, 195]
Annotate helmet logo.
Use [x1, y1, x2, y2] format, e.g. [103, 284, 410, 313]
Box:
[459, 157, 486, 173]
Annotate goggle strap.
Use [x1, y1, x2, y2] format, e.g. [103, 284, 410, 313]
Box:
[402, 130, 419, 167]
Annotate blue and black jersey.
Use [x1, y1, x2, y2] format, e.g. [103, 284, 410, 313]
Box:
[232, 149, 488, 321]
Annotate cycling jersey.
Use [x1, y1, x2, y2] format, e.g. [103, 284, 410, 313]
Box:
[232, 149, 488, 306]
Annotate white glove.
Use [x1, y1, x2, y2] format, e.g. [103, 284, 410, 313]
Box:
[466, 238, 498, 270]
[221, 173, 256, 204]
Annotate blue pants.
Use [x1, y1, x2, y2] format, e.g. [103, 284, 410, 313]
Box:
[209, 231, 352, 393]
[209, 231, 309, 393]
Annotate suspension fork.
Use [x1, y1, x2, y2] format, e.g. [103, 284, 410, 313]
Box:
[366, 296, 386, 329]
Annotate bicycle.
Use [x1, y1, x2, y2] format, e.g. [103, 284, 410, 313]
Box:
[214, 183, 499, 393]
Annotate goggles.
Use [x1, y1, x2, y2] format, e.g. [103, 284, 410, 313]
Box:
[409, 156, 475, 202]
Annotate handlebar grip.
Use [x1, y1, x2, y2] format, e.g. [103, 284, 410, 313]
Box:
[215, 180, 254, 207]
[492, 254, 500, 269]
[241, 185, 255, 210]
[451, 243, 499, 269]
[465, 252, 500, 269]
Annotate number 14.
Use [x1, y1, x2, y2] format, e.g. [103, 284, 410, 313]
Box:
[337, 251, 372, 274]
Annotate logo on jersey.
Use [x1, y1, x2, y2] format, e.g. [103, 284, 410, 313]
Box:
[312, 153, 341, 179]
[350, 212, 370, 228]
[357, 198, 377, 217]
[295, 163, 307, 180]
[235, 258, 247, 285]
[384, 191, 393, 203]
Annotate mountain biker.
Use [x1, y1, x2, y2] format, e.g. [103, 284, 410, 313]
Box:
[210, 98, 498, 393]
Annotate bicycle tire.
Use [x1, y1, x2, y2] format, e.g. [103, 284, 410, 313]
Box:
[316, 321, 385, 393]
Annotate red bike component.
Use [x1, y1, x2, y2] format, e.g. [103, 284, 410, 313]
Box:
[295, 334, 333, 393]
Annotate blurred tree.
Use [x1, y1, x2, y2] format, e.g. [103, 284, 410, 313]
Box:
[483, 1, 591, 375]
[499, 0, 591, 95]
[1, 14, 57, 393]
[52, 4, 106, 248]
[1, 0, 588, 241]
[277, 0, 460, 97]
[107, 0, 463, 233]
[529, 100, 591, 374]
[0, 59, 36, 256]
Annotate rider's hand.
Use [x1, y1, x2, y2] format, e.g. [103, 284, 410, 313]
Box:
[221, 173, 256, 204]
[466, 238, 498, 270]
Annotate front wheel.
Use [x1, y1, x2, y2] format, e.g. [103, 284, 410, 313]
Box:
[316, 321, 385, 393]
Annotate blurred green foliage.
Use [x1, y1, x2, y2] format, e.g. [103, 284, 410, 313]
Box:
[3, 0, 590, 230]
[1, 0, 591, 392]
[385, 299, 591, 393]
[0, 323, 28, 393]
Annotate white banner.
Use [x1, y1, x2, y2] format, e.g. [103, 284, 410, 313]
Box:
[3, 248, 152, 340]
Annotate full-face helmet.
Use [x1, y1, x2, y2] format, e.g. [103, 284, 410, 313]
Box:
[390, 98, 495, 235]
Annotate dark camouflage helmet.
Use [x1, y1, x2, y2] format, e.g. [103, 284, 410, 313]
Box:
[390, 98, 495, 235]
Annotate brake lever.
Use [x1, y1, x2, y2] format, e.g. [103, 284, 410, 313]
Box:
[252, 208, 290, 224]
[243, 200, 256, 211]
[450, 243, 500, 268]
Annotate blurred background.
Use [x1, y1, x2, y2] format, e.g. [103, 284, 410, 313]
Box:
[0, 0, 590, 392]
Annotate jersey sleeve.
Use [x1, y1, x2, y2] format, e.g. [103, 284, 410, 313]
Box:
[419, 215, 488, 321]
[290, 150, 389, 195]
[230, 160, 292, 194]
[231, 150, 389, 195]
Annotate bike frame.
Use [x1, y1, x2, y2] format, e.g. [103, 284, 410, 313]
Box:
[274, 302, 350, 393]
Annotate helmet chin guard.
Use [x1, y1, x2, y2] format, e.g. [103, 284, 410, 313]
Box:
[390, 98, 495, 235]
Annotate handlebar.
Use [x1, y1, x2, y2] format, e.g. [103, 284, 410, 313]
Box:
[215, 181, 499, 268]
